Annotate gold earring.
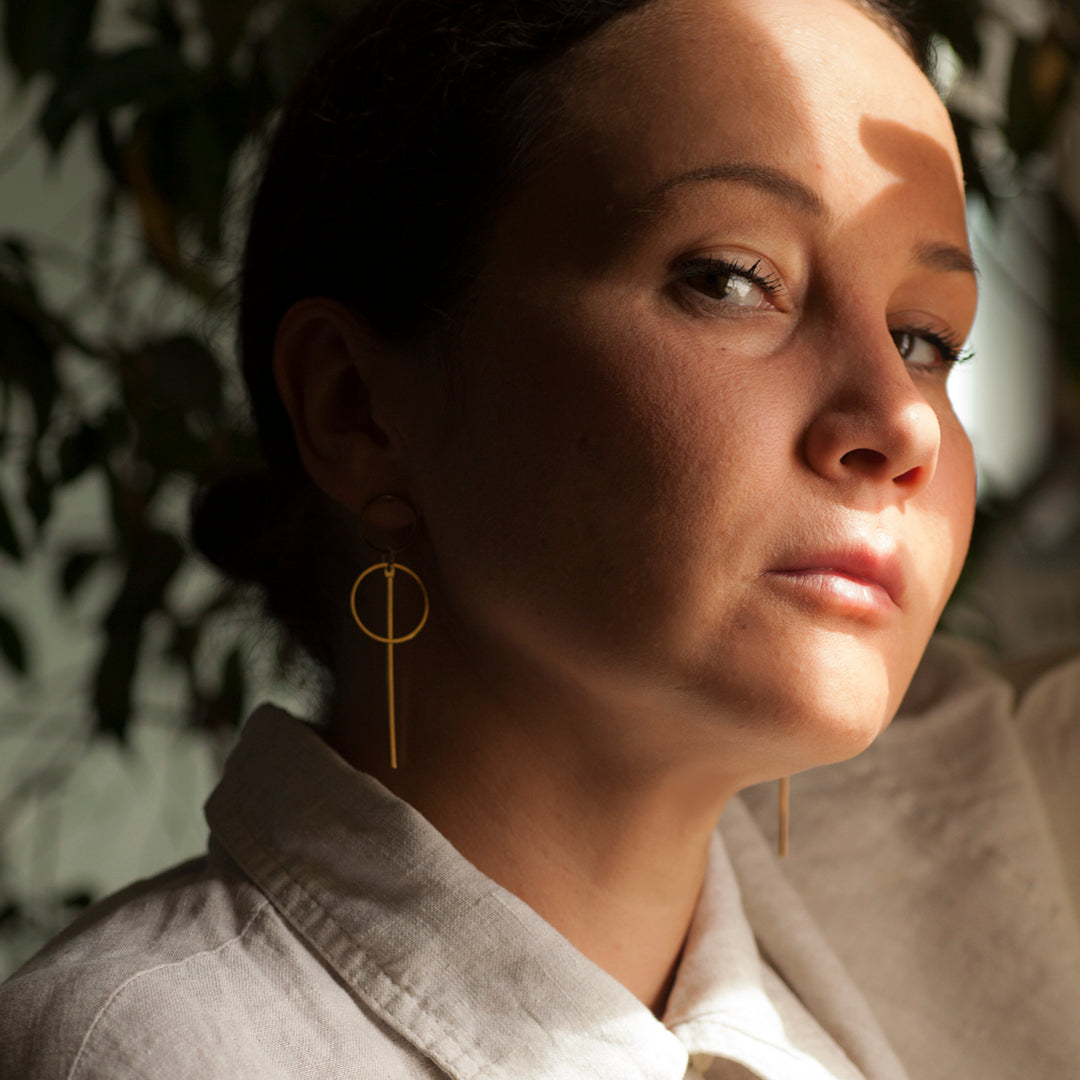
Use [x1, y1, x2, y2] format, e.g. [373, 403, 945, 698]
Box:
[349, 496, 429, 769]
[778, 776, 790, 858]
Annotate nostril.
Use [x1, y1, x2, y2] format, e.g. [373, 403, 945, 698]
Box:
[839, 447, 887, 470]
[894, 465, 922, 487]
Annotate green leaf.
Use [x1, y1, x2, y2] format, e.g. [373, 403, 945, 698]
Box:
[95, 44, 193, 109]
[166, 619, 200, 666]
[0, 609, 28, 674]
[40, 79, 84, 155]
[137, 77, 254, 254]
[103, 467, 135, 548]
[61, 889, 95, 910]
[263, 1, 337, 100]
[100, 405, 132, 454]
[198, 643, 247, 733]
[94, 113, 125, 184]
[1052, 198, 1080, 384]
[92, 621, 139, 740]
[149, 335, 223, 418]
[1060, 0, 1080, 33]
[23, 457, 53, 530]
[0, 373, 9, 455]
[949, 112, 995, 212]
[0, 490, 22, 560]
[129, 0, 185, 50]
[39, 44, 194, 155]
[0, 312, 57, 435]
[197, 0, 262, 62]
[143, 405, 206, 482]
[109, 529, 186, 621]
[0, 241, 70, 435]
[0, 238, 89, 354]
[183, 103, 233, 252]
[1, 238, 30, 267]
[94, 529, 185, 739]
[2, 0, 99, 83]
[60, 550, 103, 598]
[1006, 32, 1072, 163]
[923, 0, 982, 68]
[58, 423, 102, 484]
[220, 646, 245, 726]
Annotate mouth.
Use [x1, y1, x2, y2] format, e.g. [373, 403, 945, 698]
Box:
[762, 547, 904, 619]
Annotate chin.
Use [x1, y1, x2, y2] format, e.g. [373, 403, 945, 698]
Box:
[800, 643, 924, 766]
[698, 630, 915, 779]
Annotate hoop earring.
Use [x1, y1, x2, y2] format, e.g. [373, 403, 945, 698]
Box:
[778, 776, 790, 858]
[349, 496, 429, 769]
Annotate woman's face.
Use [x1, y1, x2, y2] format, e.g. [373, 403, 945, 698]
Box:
[398, 0, 977, 780]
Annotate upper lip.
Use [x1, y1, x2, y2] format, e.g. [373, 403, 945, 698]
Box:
[767, 544, 905, 607]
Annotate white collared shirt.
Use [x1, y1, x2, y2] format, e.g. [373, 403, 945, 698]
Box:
[2, 638, 1079, 1079]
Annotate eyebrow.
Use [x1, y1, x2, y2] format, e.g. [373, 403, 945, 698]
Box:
[913, 240, 978, 276]
[639, 161, 979, 278]
[640, 162, 830, 219]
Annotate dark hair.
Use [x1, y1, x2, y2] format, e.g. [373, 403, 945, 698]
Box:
[192, 0, 929, 670]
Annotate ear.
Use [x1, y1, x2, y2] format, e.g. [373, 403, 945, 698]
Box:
[273, 298, 407, 514]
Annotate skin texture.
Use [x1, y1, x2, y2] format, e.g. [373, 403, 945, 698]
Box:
[274, 0, 978, 1013]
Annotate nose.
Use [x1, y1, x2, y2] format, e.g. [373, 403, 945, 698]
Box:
[803, 340, 942, 500]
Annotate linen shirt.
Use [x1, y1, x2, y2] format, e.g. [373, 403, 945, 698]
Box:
[2, 637, 1079, 1080]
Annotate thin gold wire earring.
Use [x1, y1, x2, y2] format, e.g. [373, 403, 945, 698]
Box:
[349, 496, 429, 769]
[778, 776, 790, 858]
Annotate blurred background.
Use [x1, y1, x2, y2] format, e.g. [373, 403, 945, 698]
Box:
[1, 0, 1080, 977]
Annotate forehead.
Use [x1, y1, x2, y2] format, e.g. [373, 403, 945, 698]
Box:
[507, 0, 966, 252]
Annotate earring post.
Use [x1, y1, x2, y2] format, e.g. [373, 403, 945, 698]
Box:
[778, 776, 790, 858]
[385, 563, 397, 769]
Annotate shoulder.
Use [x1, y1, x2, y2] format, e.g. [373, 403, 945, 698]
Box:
[1002, 649, 1080, 908]
[909, 638, 1080, 847]
[0, 851, 287, 1080]
[739, 636, 1080, 1077]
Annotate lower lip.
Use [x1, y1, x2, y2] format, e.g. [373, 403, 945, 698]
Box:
[763, 569, 897, 619]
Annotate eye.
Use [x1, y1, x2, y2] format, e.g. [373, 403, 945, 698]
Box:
[676, 256, 783, 313]
[891, 326, 970, 373]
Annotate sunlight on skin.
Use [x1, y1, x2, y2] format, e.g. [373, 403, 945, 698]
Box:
[279, 0, 978, 1012]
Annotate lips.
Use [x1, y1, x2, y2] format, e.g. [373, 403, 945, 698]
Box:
[763, 545, 905, 615]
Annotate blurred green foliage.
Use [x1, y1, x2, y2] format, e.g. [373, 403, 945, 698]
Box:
[0, 0, 351, 738]
[0, 0, 1078, 744]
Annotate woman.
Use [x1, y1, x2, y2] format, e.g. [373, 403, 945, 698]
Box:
[2, 0, 1079, 1076]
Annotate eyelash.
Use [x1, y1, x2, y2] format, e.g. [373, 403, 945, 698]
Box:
[677, 255, 784, 305]
[892, 323, 973, 371]
[676, 256, 973, 370]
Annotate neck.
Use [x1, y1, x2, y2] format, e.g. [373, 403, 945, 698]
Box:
[327, 641, 741, 1013]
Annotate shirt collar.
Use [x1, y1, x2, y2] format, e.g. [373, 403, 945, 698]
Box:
[206, 705, 688, 1080]
[665, 832, 869, 1080]
[205, 705, 888, 1080]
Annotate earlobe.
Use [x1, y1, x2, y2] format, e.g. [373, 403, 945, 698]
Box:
[273, 298, 404, 514]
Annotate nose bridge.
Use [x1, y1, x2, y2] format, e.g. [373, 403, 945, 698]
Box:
[804, 326, 942, 497]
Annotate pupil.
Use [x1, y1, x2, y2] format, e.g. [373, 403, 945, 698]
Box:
[722, 274, 754, 304]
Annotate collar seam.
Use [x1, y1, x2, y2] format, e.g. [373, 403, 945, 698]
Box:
[210, 788, 495, 1080]
[674, 1015, 847, 1068]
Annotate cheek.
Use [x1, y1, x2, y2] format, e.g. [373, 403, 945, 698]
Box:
[437, 283, 806, 559]
[406, 307, 656, 622]
[446, 295, 683, 495]
[904, 415, 975, 627]
[937, 419, 977, 575]
[412, 300, 748, 641]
